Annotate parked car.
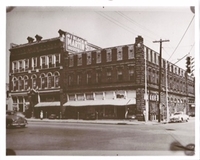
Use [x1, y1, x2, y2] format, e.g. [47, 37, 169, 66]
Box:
[84, 113, 96, 120]
[49, 114, 58, 119]
[169, 112, 189, 123]
[126, 114, 136, 120]
[6, 111, 28, 128]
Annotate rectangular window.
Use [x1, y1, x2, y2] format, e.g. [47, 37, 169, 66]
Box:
[106, 69, 112, 82]
[68, 75, 73, 86]
[77, 74, 82, 85]
[25, 59, 29, 71]
[129, 67, 134, 81]
[87, 72, 92, 84]
[19, 61, 23, 72]
[13, 62, 17, 73]
[117, 47, 123, 61]
[32, 57, 37, 69]
[69, 55, 74, 67]
[87, 52, 92, 65]
[152, 51, 154, 63]
[49, 56, 53, 68]
[148, 48, 151, 61]
[96, 71, 101, 83]
[68, 94, 76, 101]
[117, 68, 123, 81]
[106, 49, 112, 62]
[86, 93, 94, 100]
[77, 94, 85, 101]
[41, 56, 46, 69]
[55, 54, 60, 67]
[96, 51, 101, 63]
[77, 54, 82, 66]
[128, 45, 134, 59]
[95, 92, 104, 100]
[154, 52, 157, 64]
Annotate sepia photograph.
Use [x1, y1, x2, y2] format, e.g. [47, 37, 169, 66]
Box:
[2, 0, 199, 159]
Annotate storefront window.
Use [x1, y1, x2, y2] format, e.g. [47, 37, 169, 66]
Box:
[86, 93, 94, 100]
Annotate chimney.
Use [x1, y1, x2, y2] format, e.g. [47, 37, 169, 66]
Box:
[27, 37, 34, 43]
[35, 34, 43, 42]
[58, 29, 66, 37]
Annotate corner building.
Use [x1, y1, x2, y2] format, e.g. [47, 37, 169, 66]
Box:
[9, 30, 195, 120]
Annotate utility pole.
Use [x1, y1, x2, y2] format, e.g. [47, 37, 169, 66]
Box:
[153, 39, 169, 122]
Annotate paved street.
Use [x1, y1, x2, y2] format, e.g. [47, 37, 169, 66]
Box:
[6, 118, 195, 156]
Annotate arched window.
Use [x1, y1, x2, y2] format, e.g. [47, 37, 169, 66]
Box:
[12, 77, 18, 91]
[40, 73, 46, 89]
[24, 75, 29, 90]
[47, 72, 53, 88]
[54, 72, 60, 87]
[31, 74, 37, 89]
[18, 76, 23, 90]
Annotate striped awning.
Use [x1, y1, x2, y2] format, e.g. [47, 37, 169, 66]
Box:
[63, 99, 135, 107]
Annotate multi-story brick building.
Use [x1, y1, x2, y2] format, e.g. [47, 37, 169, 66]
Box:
[9, 30, 195, 120]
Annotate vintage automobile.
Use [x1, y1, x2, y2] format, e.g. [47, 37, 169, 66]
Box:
[169, 112, 189, 123]
[6, 111, 28, 128]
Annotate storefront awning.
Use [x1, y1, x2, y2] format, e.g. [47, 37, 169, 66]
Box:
[63, 99, 135, 107]
[35, 102, 60, 107]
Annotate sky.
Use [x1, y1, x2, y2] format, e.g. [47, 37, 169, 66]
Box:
[5, 4, 196, 83]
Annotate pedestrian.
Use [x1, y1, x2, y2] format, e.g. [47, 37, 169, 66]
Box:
[40, 110, 43, 120]
[143, 109, 146, 121]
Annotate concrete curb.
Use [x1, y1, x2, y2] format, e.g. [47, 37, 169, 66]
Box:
[27, 118, 161, 125]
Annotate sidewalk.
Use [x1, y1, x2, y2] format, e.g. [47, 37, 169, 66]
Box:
[27, 118, 165, 125]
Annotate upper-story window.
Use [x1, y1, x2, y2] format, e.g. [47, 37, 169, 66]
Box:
[69, 55, 74, 67]
[128, 45, 134, 59]
[117, 47, 123, 61]
[96, 51, 101, 64]
[54, 72, 60, 88]
[32, 57, 37, 69]
[12, 61, 18, 73]
[48, 55, 53, 68]
[47, 73, 54, 88]
[154, 52, 157, 64]
[24, 76, 29, 90]
[151, 51, 154, 63]
[31, 74, 37, 89]
[87, 52, 92, 65]
[19, 61, 23, 72]
[77, 73, 82, 85]
[86, 72, 92, 84]
[12, 77, 18, 91]
[147, 48, 151, 62]
[55, 54, 60, 67]
[40, 74, 46, 89]
[129, 67, 135, 81]
[18, 76, 23, 91]
[106, 69, 112, 82]
[117, 68, 123, 81]
[96, 70, 101, 84]
[68, 74, 73, 86]
[41, 56, 46, 69]
[106, 49, 112, 62]
[77, 54, 82, 66]
[24, 59, 29, 71]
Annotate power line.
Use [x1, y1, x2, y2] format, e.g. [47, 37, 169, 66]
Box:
[116, 11, 160, 39]
[96, 12, 137, 37]
[173, 42, 195, 65]
[96, 12, 155, 44]
[168, 15, 195, 61]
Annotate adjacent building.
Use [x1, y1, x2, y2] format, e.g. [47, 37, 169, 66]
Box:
[8, 30, 195, 120]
